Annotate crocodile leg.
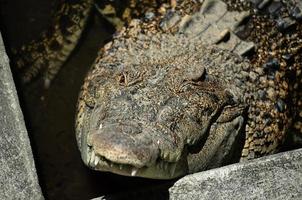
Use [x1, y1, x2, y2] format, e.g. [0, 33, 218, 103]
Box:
[13, 0, 94, 88]
[12, 0, 165, 88]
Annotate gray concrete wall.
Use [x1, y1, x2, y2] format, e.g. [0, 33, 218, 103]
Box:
[0, 32, 44, 199]
[170, 148, 302, 200]
[93, 149, 302, 200]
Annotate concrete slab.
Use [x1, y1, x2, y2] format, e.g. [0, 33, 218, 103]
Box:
[0, 32, 44, 199]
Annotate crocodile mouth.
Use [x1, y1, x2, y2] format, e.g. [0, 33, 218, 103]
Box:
[81, 124, 188, 179]
[85, 148, 187, 179]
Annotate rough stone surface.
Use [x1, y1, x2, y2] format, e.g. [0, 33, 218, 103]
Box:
[169, 148, 302, 200]
[0, 32, 44, 199]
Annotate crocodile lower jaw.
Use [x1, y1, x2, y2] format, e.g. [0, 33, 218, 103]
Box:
[85, 150, 187, 179]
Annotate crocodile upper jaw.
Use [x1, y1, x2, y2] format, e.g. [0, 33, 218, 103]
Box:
[83, 126, 188, 179]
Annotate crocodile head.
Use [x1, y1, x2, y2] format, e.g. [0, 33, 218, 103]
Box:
[76, 34, 248, 179]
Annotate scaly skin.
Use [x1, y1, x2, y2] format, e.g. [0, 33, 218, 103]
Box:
[12, 0, 302, 179]
[13, 0, 93, 88]
[76, 0, 302, 179]
[12, 0, 163, 87]
[76, 33, 249, 179]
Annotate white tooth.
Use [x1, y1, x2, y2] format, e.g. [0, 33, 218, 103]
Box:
[90, 151, 95, 165]
[119, 165, 123, 170]
[99, 123, 103, 129]
[110, 162, 113, 167]
[94, 156, 100, 166]
[164, 152, 169, 159]
[86, 149, 91, 164]
[131, 168, 138, 176]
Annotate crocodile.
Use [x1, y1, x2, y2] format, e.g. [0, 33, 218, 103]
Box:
[75, 0, 302, 179]
[12, 0, 302, 179]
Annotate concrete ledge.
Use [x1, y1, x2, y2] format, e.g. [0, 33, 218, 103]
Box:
[0, 33, 44, 199]
[170, 148, 302, 200]
[93, 149, 302, 200]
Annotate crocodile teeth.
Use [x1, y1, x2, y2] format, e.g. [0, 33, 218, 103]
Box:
[94, 155, 100, 166]
[163, 152, 169, 160]
[131, 168, 138, 176]
[119, 165, 123, 170]
[86, 149, 91, 164]
[90, 151, 96, 165]
[186, 138, 192, 144]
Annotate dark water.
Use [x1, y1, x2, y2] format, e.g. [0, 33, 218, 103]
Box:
[0, 0, 169, 199]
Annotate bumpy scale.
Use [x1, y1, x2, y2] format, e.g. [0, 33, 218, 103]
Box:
[76, 0, 301, 179]
[12, 0, 162, 87]
[12, 0, 302, 179]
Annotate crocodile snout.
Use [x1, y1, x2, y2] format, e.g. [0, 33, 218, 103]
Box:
[87, 123, 159, 168]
